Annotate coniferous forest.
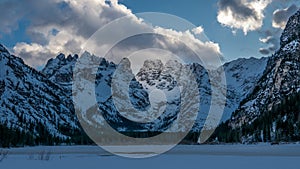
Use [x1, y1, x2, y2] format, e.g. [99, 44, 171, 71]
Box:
[0, 124, 94, 148]
[213, 92, 300, 143]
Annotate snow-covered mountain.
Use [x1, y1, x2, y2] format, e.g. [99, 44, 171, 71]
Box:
[229, 10, 300, 129]
[0, 42, 271, 146]
[221, 57, 269, 120]
[72, 54, 202, 133]
[42, 53, 78, 93]
[211, 9, 300, 143]
[41, 51, 268, 133]
[0, 44, 79, 141]
[4, 9, 300, 145]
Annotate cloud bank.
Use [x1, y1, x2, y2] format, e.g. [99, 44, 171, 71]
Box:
[0, 0, 222, 68]
[216, 0, 299, 55]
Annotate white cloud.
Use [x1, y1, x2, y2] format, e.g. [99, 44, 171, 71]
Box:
[1, 0, 223, 68]
[192, 26, 204, 35]
[8, 0, 134, 66]
[259, 36, 271, 43]
[13, 43, 54, 66]
[217, 0, 271, 35]
[153, 27, 223, 67]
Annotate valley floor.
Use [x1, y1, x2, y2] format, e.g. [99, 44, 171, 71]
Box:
[1, 144, 300, 169]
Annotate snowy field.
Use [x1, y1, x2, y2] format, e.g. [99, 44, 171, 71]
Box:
[1, 144, 300, 169]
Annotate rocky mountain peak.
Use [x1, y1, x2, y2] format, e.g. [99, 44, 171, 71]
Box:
[0, 40, 272, 143]
[56, 53, 66, 60]
[225, 9, 300, 137]
[142, 59, 164, 71]
[54, 53, 78, 62]
[0, 45, 79, 141]
[118, 58, 132, 72]
[0, 44, 24, 66]
[0, 44, 12, 62]
[280, 9, 300, 48]
[42, 53, 79, 93]
[0, 44, 9, 54]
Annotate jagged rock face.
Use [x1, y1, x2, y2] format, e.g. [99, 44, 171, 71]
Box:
[0, 41, 269, 139]
[229, 10, 300, 129]
[0, 44, 78, 139]
[280, 10, 300, 48]
[79, 54, 267, 132]
[5, 11, 300, 144]
[91, 56, 207, 132]
[42, 53, 78, 93]
[135, 59, 209, 132]
[221, 57, 269, 120]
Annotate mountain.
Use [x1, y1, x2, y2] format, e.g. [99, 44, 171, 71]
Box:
[221, 57, 269, 120]
[42, 53, 78, 93]
[45, 52, 267, 132]
[0, 44, 84, 147]
[0, 41, 270, 146]
[44, 52, 269, 138]
[2, 9, 299, 147]
[214, 10, 300, 143]
[71, 54, 204, 134]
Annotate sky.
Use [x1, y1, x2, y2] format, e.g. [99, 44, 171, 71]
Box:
[0, 0, 299, 68]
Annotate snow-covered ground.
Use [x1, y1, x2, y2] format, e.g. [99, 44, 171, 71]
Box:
[1, 144, 300, 169]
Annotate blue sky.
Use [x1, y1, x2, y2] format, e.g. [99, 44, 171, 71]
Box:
[120, 0, 299, 60]
[0, 0, 299, 67]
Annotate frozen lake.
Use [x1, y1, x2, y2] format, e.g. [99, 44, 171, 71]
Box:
[1, 144, 300, 169]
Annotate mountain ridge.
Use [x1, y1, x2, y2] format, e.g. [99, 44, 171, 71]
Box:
[0, 42, 270, 146]
[213, 9, 300, 143]
[1, 9, 299, 146]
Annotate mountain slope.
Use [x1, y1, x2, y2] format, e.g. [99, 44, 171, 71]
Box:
[41, 52, 268, 129]
[42, 53, 78, 93]
[0, 30, 271, 147]
[0, 45, 80, 146]
[214, 9, 300, 143]
[221, 57, 269, 120]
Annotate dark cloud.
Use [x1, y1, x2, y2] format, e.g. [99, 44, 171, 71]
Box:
[0, 0, 28, 34]
[25, 0, 125, 41]
[64, 40, 82, 54]
[258, 29, 281, 55]
[259, 48, 270, 55]
[0, 0, 131, 43]
[0, 0, 134, 66]
[273, 4, 299, 29]
[264, 36, 279, 49]
[1, 0, 223, 68]
[218, 0, 256, 21]
[258, 28, 283, 55]
[268, 45, 278, 52]
[259, 4, 299, 55]
[217, 0, 271, 34]
[13, 42, 54, 65]
[262, 30, 274, 37]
